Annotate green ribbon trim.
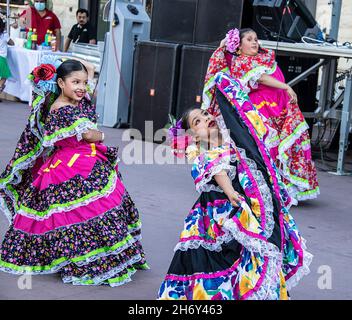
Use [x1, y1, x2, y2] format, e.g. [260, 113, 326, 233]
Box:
[241, 63, 277, 83]
[128, 220, 142, 230]
[286, 184, 320, 197]
[78, 267, 136, 285]
[0, 232, 139, 273]
[301, 140, 311, 147]
[297, 187, 320, 197]
[279, 122, 308, 151]
[44, 118, 97, 143]
[0, 142, 43, 185]
[267, 135, 280, 144]
[8, 170, 117, 217]
[137, 262, 150, 270]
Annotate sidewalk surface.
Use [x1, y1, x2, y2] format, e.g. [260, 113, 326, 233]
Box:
[0, 101, 351, 300]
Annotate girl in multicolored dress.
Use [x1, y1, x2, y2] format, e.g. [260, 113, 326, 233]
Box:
[0, 57, 148, 286]
[158, 71, 313, 300]
[203, 28, 319, 202]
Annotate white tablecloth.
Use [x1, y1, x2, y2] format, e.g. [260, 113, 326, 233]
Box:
[4, 46, 43, 102]
[4, 47, 72, 102]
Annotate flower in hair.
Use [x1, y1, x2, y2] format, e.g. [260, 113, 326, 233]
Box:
[226, 28, 240, 53]
[31, 64, 56, 84]
[28, 63, 59, 94]
[168, 119, 183, 141]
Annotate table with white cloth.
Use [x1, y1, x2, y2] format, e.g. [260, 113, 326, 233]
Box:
[4, 46, 43, 102]
[4, 46, 72, 102]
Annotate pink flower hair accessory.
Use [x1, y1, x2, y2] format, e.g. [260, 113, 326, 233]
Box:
[166, 114, 194, 158]
[226, 28, 240, 53]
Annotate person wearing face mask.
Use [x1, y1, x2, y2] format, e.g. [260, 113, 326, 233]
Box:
[64, 9, 97, 52]
[20, 0, 61, 50]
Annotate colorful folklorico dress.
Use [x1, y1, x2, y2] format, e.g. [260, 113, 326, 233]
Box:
[0, 60, 148, 286]
[203, 47, 319, 202]
[158, 72, 312, 300]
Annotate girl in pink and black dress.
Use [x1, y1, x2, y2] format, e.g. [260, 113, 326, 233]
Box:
[203, 28, 319, 202]
[0, 57, 148, 286]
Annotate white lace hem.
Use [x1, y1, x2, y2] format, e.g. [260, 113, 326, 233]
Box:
[247, 254, 283, 300]
[0, 234, 142, 276]
[286, 238, 314, 291]
[287, 185, 320, 202]
[276, 122, 311, 189]
[62, 254, 142, 286]
[195, 162, 237, 194]
[174, 232, 234, 253]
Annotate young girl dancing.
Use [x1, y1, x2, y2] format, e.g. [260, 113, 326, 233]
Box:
[203, 28, 319, 202]
[158, 71, 313, 300]
[0, 56, 148, 286]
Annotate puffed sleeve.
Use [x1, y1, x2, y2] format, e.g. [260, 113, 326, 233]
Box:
[191, 145, 237, 193]
[240, 49, 277, 92]
[43, 98, 98, 147]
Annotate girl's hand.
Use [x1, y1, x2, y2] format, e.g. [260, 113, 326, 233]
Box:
[227, 191, 242, 207]
[285, 85, 298, 104]
[220, 37, 227, 48]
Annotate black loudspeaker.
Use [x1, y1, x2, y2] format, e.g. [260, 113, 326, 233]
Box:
[176, 45, 215, 118]
[276, 55, 319, 133]
[276, 55, 319, 112]
[252, 0, 321, 42]
[130, 41, 181, 142]
[150, 0, 245, 46]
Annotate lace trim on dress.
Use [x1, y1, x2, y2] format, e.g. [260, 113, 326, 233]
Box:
[62, 254, 142, 287]
[0, 233, 142, 276]
[43, 120, 98, 147]
[285, 238, 314, 291]
[217, 113, 275, 239]
[195, 162, 237, 194]
[174, 233, 234, 253]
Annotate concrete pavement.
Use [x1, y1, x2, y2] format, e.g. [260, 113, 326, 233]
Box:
[0, 101, 351, 300]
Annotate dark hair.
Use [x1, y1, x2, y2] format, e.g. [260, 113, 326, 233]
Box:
[236, 28, 265, 55]
[0, 19, 5, 35]
[180, 107, 200, 130]
[56, 60, 88, 93]
[76, 8, 89, 17]
[239, 28, 255, 42]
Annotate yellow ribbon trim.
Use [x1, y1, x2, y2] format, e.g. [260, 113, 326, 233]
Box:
[85, 143, 97, 158]
[43, 160, 62, 173]
[253, 101, 278, 110]
[67, 153, 81, 168]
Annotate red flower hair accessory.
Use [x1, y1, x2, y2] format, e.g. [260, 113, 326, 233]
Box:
[31, 64, 57, 84]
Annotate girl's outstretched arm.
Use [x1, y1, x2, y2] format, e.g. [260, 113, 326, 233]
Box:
[258, 73, 298, 104]
[214, 171, 241, 207]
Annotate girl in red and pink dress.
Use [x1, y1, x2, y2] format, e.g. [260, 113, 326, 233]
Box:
[203, 28, 319, 202]
[0, 57, 148, 286]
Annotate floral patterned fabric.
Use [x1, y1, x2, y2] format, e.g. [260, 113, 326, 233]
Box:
[158, 74, 312, 300]
[202, 47, 319, 201]
[0, 94, 148, 286]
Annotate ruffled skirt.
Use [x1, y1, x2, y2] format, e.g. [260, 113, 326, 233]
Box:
[158, 190, 312, 300]
[0, 141, 148, 286]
